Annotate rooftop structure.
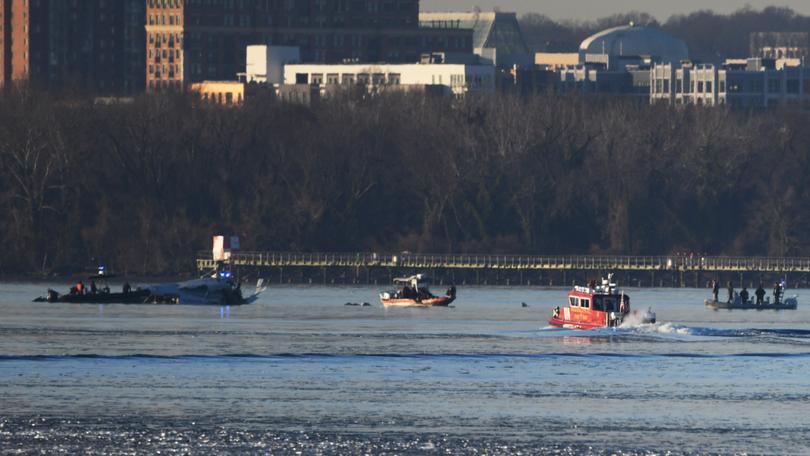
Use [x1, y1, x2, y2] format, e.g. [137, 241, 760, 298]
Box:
[243, 46, 301, 85]
[419, 11, 531, 67]
[751, 32, 810, 59]
[579, 24, 689, 67]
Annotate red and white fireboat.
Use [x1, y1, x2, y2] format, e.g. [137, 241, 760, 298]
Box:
[548, 274, 655, 329]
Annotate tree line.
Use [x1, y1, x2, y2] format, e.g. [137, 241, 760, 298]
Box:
[0, 88, 809, 276]
[520, 6, 810, 63]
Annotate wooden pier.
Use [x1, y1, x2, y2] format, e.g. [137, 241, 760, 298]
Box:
[197, 251, 810, 287]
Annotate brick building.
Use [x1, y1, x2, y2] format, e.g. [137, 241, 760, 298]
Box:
[0, 0, 145, 94]
[146, 0, 473, 90]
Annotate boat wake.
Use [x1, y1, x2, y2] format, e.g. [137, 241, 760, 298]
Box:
[618, 322, 810, 341]
[620, 321, 694, 335]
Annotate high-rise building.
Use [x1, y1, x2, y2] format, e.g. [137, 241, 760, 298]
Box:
[0, 1, 10, 87]
[0, 0, 145, 94]
[145, 0, 473, 90]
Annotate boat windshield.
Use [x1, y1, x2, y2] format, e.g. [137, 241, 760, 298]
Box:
[594, 296, 619, 312]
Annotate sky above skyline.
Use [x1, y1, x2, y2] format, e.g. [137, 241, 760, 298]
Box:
[421, 1, 810, 21]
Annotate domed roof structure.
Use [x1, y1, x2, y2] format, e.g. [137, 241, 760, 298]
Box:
[579, 24, 689, 63]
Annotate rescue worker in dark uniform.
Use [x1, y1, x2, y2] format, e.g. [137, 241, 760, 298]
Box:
[727, 281, 734, 303]
[755, 283, 766, 306]
[712, 280, 719, 302]
[740, 287, 749, 305]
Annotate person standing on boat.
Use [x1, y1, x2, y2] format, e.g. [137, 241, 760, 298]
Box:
[726, 281, 733, 303]
[122, 282, 132, 294]
[755, 283, 766, 305]
[712, 280, 719, 302]
[773, 282, 782, 305]
[740, 287, 749, 305]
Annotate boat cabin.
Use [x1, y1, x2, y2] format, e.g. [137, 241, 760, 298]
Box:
[568, 287, 626, 313]
[389, 274, 435, 300]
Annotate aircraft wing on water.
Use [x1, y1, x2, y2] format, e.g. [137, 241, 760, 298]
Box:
[140, 275, 265, 305]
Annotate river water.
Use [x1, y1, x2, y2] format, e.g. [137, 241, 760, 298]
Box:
[1, 282, 809, 455]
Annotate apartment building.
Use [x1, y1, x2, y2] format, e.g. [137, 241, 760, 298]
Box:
[0, 0, 145, 94]
[145, 0, 473, 90]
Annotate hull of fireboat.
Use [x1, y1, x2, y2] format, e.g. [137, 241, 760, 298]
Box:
[381, 296, 455, 308]
[547, 315, 612, 330]
[548, 310, 655, 330]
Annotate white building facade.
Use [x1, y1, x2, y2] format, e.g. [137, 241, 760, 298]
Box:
[283, 62, 495, 96]
[651, 59, 810, 108]
[243, 45, 301, 85]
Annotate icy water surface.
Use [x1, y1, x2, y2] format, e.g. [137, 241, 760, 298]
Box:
[1, 283, 809, 455]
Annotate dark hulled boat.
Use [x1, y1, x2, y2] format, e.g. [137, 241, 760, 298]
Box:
[34, 288, 151, 304]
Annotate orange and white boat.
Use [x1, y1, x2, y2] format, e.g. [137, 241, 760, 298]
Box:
[380, 274, 456, 308]
[548, 274, 655, 329]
